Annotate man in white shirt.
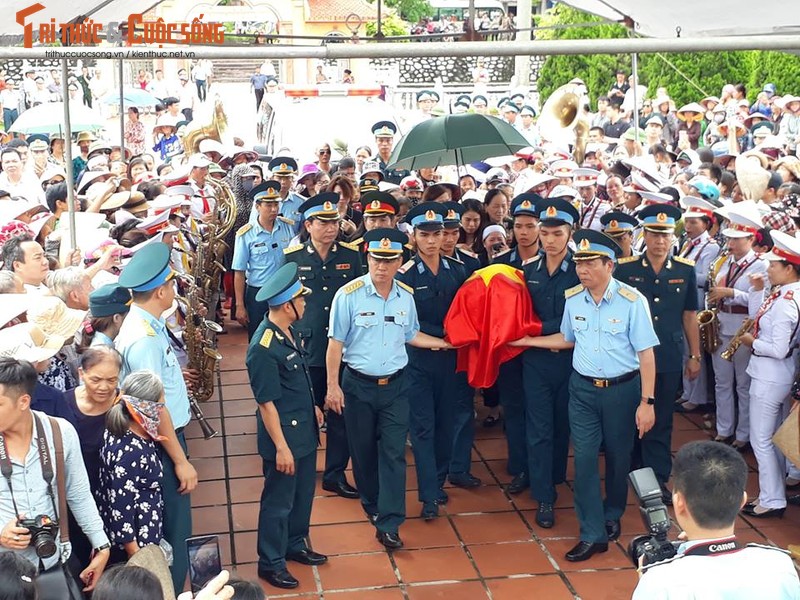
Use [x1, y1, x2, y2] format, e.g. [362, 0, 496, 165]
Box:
[0, 236, 50, 294]
[176, 69, 197, 122]
[0, 149, 44, 205]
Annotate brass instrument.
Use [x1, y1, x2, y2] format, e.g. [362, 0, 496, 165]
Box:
[182, 98, 228, 154]
[697, 250, 728, 353]
[721, 318, 754, 361]
[538, 83, 590, 165]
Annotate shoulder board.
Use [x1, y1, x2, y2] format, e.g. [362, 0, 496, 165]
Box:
[404, 243, 414, 250]
[617, 255, 640, 265]
[521, 255, 541, 267]
[277, 216, 295, 225]
[564, 284, 584, 299]
[674, 255, 696, 267]
[338, 241, 360, 252]
[746, 542, 791, 555]
[785, 290, 795, 300]
[343, 279, 365, 294]
[142, 320, 156, 337]
[236, 223, 252, 237]
[443, 254, 463, 265]
[619, 286, 640, 302]
[396, 280, 414, 294]
[639, 552, 684, 573]
[397, 259, 415, 274]
[283, 244, 304, 255]
[350, 237, 364, 247]
[459, 249, 478, 258]
[259, 329, 273, 348]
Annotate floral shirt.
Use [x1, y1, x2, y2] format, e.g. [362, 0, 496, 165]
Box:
[124, 120, 146, 157]
[39, 355, 78, 392]
[98, 429, 163, 549]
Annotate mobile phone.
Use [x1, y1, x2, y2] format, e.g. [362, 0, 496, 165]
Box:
[187, 535, 222, 593]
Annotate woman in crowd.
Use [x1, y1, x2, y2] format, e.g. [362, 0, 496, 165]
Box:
[457, 198, 486, 255]
[128, 157, 150, 183]
[92, 565, 164, 600]
[483, 188, 511, 233]
[328, 175, 361, 237]
[422, 184, 452, 203]
[354, 145, 372, 175]
[125, 107, 146, 157]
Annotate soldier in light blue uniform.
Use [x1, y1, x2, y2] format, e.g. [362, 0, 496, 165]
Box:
[269, 156, 305, 232]
[116, 243, 197, 594]
[233, 181, 295, 339]
[325, 228, 451, 550]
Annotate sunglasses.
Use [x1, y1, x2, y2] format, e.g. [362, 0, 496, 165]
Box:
[318, 149, 331, 155]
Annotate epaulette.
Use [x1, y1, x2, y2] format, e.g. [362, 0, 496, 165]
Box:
[142, 319, 156, 337]
[443, 254, 463, 265]
[236, 223, 252, 237]
[396, 280, 414, 294]
[277, 216, 295, 226]
[259, 329, 273, 348]
[404, 243, 414, 251]
[785, 290, 795, 300]
[564, 284, 584, 299]
[350, 237, 364, 247]
[283, 244, 304, 255]
[459, 248, 478, 258]
[338, 241, 360, 252]
[617, 255, 640, 265]
[397, 259, 415, 274]
[619, 285, 639, 302]
[746, 542, 791, 555]
[521, 255, 541, 267]
[674, 255, 696, 267]
[343, 279, 365, 294]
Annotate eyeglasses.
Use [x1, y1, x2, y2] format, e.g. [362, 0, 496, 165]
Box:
[318, 149, 331, 155]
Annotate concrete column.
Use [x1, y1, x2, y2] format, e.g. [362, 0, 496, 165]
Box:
[514, 0, 532, 88]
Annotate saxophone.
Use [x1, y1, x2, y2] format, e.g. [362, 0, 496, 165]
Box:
[721, 318, 754, 361]
[697, 250, 728, 353]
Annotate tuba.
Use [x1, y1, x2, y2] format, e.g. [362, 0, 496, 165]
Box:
[182, 98, 228, 155]
[538, 83, 590, 165]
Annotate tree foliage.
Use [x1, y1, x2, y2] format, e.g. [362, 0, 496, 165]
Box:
[536, 4, 800, 105]
[366, 13, 409, 38]
[368, 0, 433, 24]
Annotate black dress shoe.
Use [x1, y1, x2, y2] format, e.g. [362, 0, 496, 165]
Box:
[660, 483, 673, 506]
[435, 489, 449, 505]
[421, 502, 439, 521]
[605, 520, 621, 541]
[322, 480, 359, 499]
[565, 541, 608, 562]
[286, 548, 328, 566]
[506, 472, 529, 495]
[258, 568, 299, 589]
[376, 531, 403, 549]
[742, 504, 785, 518]
[535, 502, 554, 528]
[788, 494, 800, 506]
[449, 473, 481, 488]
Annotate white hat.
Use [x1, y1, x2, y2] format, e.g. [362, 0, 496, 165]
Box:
[572, 168, 600, 188]
[764, 230, 800, 263]
[722, 203, 764, 238]
[550, 159, 578, 177]
[378, 181, 400, 192]
[645, 116, 664, 127]
[681, 196, 717, 220]
[482, 224, 507, 241]
[27, 296, 87, 340]
[149, 194, 183, 214]
[549, 185, 580, 200]
[187, 154, 212, 170]
[522, 172, 558, 192]
[0, 322, 66, 363]
[0, 294, 29, 328]
[486, 167, 509, 183]
[0, 200, 35, 224]
[198, 139, 227, 156]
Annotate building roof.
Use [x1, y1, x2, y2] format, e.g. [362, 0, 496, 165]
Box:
[306, 0, 378, 23]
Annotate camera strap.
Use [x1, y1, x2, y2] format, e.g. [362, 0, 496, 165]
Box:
[682, 537, 743, 557]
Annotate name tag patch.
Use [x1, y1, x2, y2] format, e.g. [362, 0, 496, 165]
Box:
[575, 316, 586, 321]
[669, 279, 685, 284]
[336, 263, 351, 270]
[298, 266, 312, 271]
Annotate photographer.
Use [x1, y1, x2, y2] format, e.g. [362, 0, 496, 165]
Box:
[0, 357, 110, 595]
[633, 441, 800, 599]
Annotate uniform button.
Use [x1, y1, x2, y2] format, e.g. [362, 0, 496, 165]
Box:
[654, 279, 660, 284]
[324, 326, 328, 331]
[324, 306, 329, 311]
[323, 286, 328, 291]
[291, 419, 298, 426]
[594, 348, 598, 352]
[322, 266, 327, 270]
[654, 316, 659, 321]
[594, 328, 598, 332]
[654, 297, 660, 303]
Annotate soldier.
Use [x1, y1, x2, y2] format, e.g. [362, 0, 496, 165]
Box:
[397, 202, 472, 519]
[116, 243, 198, 593]
[676, 196, 721, 413]
[512, 230, 658, 562]
[348, 191, 412, 273]
[233, 181, 295, 339]
[615, 204, 701, 503]
[284, 193, 362, 500]
[493, 194, 542, 267]
[325, 228, 450, 550]
[600, 211, 639, 259]
[513, 198, 580, 529]
[245, 263, 327, 589]
[268, 156, 304, 230]
[371, 121, 411, 185]
[440, 202, 481, 274]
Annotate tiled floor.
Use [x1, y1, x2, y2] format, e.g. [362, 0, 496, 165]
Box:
[184, 326, 800, 599]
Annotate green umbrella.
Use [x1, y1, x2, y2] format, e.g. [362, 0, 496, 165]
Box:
[387, 113, 531, 171]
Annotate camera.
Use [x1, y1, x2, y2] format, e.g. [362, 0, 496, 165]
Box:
[491, 242, 506, 253]
[18, 515, 59, 559]
[627, 468, 679, 567]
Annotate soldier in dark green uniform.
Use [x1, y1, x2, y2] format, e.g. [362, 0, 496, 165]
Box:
[246, 263, 327, 590]
[284, 192, 362, 500]
[349, 191, 413, 274]
[371, 121, 411, 185]
[614, 204, 701, 503]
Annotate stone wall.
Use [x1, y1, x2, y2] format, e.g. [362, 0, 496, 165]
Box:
[369, 55, 546, 88]
[1, 59, 93, 83]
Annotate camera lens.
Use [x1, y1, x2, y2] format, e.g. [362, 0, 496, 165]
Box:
[32, 531, 57, 559]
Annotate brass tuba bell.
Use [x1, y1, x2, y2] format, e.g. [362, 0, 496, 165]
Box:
[538, 83, 590, 165]
[182, 98, 228, 155]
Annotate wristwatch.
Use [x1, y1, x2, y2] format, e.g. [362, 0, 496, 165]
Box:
[641, 396, 656, 405]
[94, 543, 111, 553]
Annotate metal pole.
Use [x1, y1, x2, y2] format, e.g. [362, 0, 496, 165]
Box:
[118, 59, 125, 148]
[60, 59, 77, 252]
[631, 52, 639, 146]
[375, 0, 384, 39]
[2, 35, 799, 59]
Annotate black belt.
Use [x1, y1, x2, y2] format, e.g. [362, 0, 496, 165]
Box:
[345, 365, 404, 386]
[578, 370, 638, 388]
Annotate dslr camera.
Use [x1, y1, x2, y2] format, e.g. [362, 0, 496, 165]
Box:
[627, 468, 679, 567]
[18, 515, 59, 559]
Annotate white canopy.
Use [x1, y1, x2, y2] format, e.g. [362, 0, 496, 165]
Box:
[559, 0, 800, 39]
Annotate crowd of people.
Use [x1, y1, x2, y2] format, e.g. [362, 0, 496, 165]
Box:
[1, 56, 800, 599]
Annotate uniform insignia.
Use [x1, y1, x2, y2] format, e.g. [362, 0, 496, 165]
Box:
[283, 244, 304, 254]
[396, 280, 414, 294]
[343, 280, 365, 294]
[380, 238, 392, 249]
[338, 241, 360, 251]
[521, 255, 541, 266]
[335, 263, 351, 270]
[617, 255, 640, 264]
[656, 212, 668, 223]
[142, 320, 156, 336]
[668, 279, 685, 284]
[404, 243, 414, 250]
[674, 255, 696, 266]
[564, 284, 584, 298]
[579, 238, 591, 251]
[277, 216, 295, 225]
[443, 254, 463, 265]
[785, 290, 795, 300]
[259, 329, 274, 348]
[545, 205, 557, 217]
[236, 223, 252, 237]
[618, 286, 639, 302]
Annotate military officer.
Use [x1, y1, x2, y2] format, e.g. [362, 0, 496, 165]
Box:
[397, 202, 472, 519]
[325, 228, 450, 550]
[371, 121, 411, 185]
[349, 191, 412, 273]
[493, 194, 542, 268]
[245, 263, 327, 590]
[676, 196, 721, 413]
[269, 156, 305, 231]
[116, 243, 198, 593]
[512, 230, 659, 562]
[512, 198, 580, 529]
[615, 204, 701, 503]
[440, 202, 481, 275]
[600, 211, 639, 259]
[233, 181, 295, 339]
[284, 193, 362, 500]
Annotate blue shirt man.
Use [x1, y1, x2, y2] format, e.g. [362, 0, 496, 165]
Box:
[268, 156, 304, 232]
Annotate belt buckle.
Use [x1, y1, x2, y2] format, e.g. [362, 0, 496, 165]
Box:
[377, 377, 389, 386]
[593, 378, 609, 388]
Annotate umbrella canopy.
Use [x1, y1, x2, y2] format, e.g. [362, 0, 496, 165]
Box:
[101, 87, 161, 108]
[9, 102, 104, 135]
[387, 114, 531, 171]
